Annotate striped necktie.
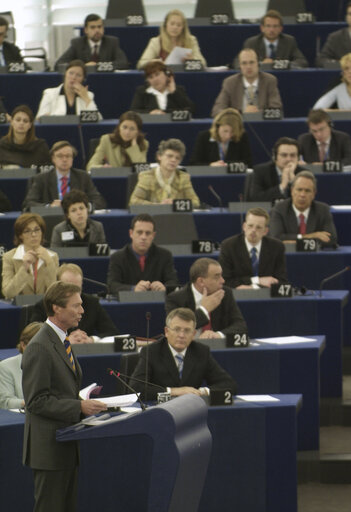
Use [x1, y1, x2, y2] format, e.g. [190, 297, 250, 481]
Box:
[60, 176, 68, 197]
[64, 337, 76, 371]
[175, 354, 184, 378]
[251, 247, 259, 276]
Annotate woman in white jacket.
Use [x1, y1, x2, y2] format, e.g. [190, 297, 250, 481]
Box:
[36, 59, 102, 119]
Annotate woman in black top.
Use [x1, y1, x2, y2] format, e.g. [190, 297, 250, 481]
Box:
[190, 108, 252, 167]
[0, 105, 50, 168]
[131, 61, 194, 115]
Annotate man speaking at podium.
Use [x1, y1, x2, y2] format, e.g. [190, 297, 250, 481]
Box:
[22, 281, 106, 512]
[130, 308, 237, 401]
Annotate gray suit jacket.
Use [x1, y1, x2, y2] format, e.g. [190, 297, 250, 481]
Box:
[316, 28, 351, 67]
[50, 218, 106, 247]
[0, 353, 23, 410]
[269, 198, 338, 248]
[298, 130, 351, 165]
[55, 35, 129, 70]
[22, 323, 82, 470]
[240, 33, 308, 68]
[211, 71, 282, 117]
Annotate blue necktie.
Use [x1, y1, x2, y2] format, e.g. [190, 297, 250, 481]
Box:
[251, 247, 259, 277]
[175, 354, 184, 378]
[0, 48, 5, 67]
[269, 43, 276, 59]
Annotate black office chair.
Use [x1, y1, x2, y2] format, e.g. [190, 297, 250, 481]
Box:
[243, 172, 255, 201]
[126, 173, 139, 207]
[194, 0, 235, 21]
[106, 0, 147, 22]
[87, 138, 100, 163]
[267, 0, 306, 16]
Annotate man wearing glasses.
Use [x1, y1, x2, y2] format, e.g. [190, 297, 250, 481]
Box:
[129, 307, 237, 400]
[22, 141, 106, 211]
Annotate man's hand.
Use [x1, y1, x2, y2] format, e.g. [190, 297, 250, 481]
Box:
[200, 287, 225, 313]
[134, 280, 151, 292]
[280, 162, 297, 190]
[244, 105, 259, 113]
[304, 231, 331, 243]
[51, 199, 62, 207]
[150, 109, 165, 115]
[170, 386, 202, 396]
[198, 330, 221, 339]
[81, 399, 107, 416]
[150, 281, 166, 291]
[69, 330, 93, 344]
[236, 284, 254, 289]
[210, 160, 226, 167]
[258, 276, 278, 288]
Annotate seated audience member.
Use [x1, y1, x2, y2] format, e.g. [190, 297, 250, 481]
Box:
[131, 62, 194, 115]
[50, 190, 106, 247]
[0, 16, 24, 66]
[36, 60, 102, 119]
[219, 207, 288, 289]
[130, 308, 237, 400]
[129, 138, 200, 206]
[137, 9, 206, 69]
[166, 258, 247, 338]
[190, 108, 252, 167]
[22, 140, 106, 211]
[30, 263, 118, 342]
[0, 105, 50, 168]
[270, 171, 338, 248]
[298, 109, 351, 165]
[313, 53, 351, 110]
[316, 3, 351, 67]
[251, 137, 305, 202]
[0, 188, 12, 211]
[86, 111, 148, 171]
[2, 213, 59, 299]
[237, 10, 307, 68]
[55, 13, 128, 70]
[212, 49, 283, 117]
[107, 213, 178, 295]
[0, 322, 42, 410]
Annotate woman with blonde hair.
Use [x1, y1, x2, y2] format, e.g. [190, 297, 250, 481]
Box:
[190, 108, 252, 166]
[0, 322, 43, 409]
[313, 53, 351, 109]
[137, 9, 206, 69]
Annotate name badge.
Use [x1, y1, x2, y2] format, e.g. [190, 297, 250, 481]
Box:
[61, 231, 74, 241]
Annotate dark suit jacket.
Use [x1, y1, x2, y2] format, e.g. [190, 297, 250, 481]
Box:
[129, 337, 237, 400]
[130, 85, 195, 114]
[22, 168, 106, 211]
[55, 35, 129, 70]
[0, 188, 12, 212]
[219, 233, 288, 288]
[211, 71, 282, 117]
[189, 129, 252, 167]
[29, 293, 118, 338]
[165, 283, 247, 334]
[107, 243, 178, 295]
[22, 322, 82, 469]
[317, 28, 351, 66]
[241, 33, 308, 68]
[251, 161, 305, 201]
[2, 41, 23, 64]
[298, 130, 351, 165]
[269, 198, 338, 248]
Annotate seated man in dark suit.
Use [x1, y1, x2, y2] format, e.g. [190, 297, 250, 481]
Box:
[22, 140, 106, 211]
[298, 109, 351, 166]
[251, 137, 305, 202]
[316, 2, 351, 67]
[55, 13, 129, 70]
[0, 16, 24, 66]
[129, 307, 237, 400]
[270, 171, 338, 248]
[238, 9, 307, 68]
[166, 258, 247, 339]
[107, 213, 178, 295]
[30, 263, 118, 342]
[219, 207, 288, 289]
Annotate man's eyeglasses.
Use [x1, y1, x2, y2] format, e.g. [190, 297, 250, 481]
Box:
[167, 326, 193, 336]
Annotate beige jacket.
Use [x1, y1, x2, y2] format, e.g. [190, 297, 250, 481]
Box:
[137, 35, 207, 69]
[86, 134, 149, 171]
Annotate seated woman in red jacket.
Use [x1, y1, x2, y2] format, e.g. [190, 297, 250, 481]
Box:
[131, 61, 194, 115]
[190, 108, 252, 167]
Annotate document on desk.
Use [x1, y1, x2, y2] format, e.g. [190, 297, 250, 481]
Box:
[237, 395, 279, 402]
[92, 393, 139, 408]
[165, 46, 191, 64]
[256, 336, 316, 345]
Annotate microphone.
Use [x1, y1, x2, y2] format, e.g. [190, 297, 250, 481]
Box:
[144, 312, 151, 402]
[116, 371, 165, 392]
[208, 185, 223, 212]
[77, 123, 87, 168]
[319, 266, 350, 297]
[107, 368, 146, 411]
[82, 277, 114, 301]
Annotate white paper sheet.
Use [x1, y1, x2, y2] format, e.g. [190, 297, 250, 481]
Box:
[256, 336, 316, 345]
[237, 395, 279, 402]
[165, 46, 191, 64]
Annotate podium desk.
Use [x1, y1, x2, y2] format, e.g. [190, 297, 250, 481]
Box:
[0, 394, 301, 512]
